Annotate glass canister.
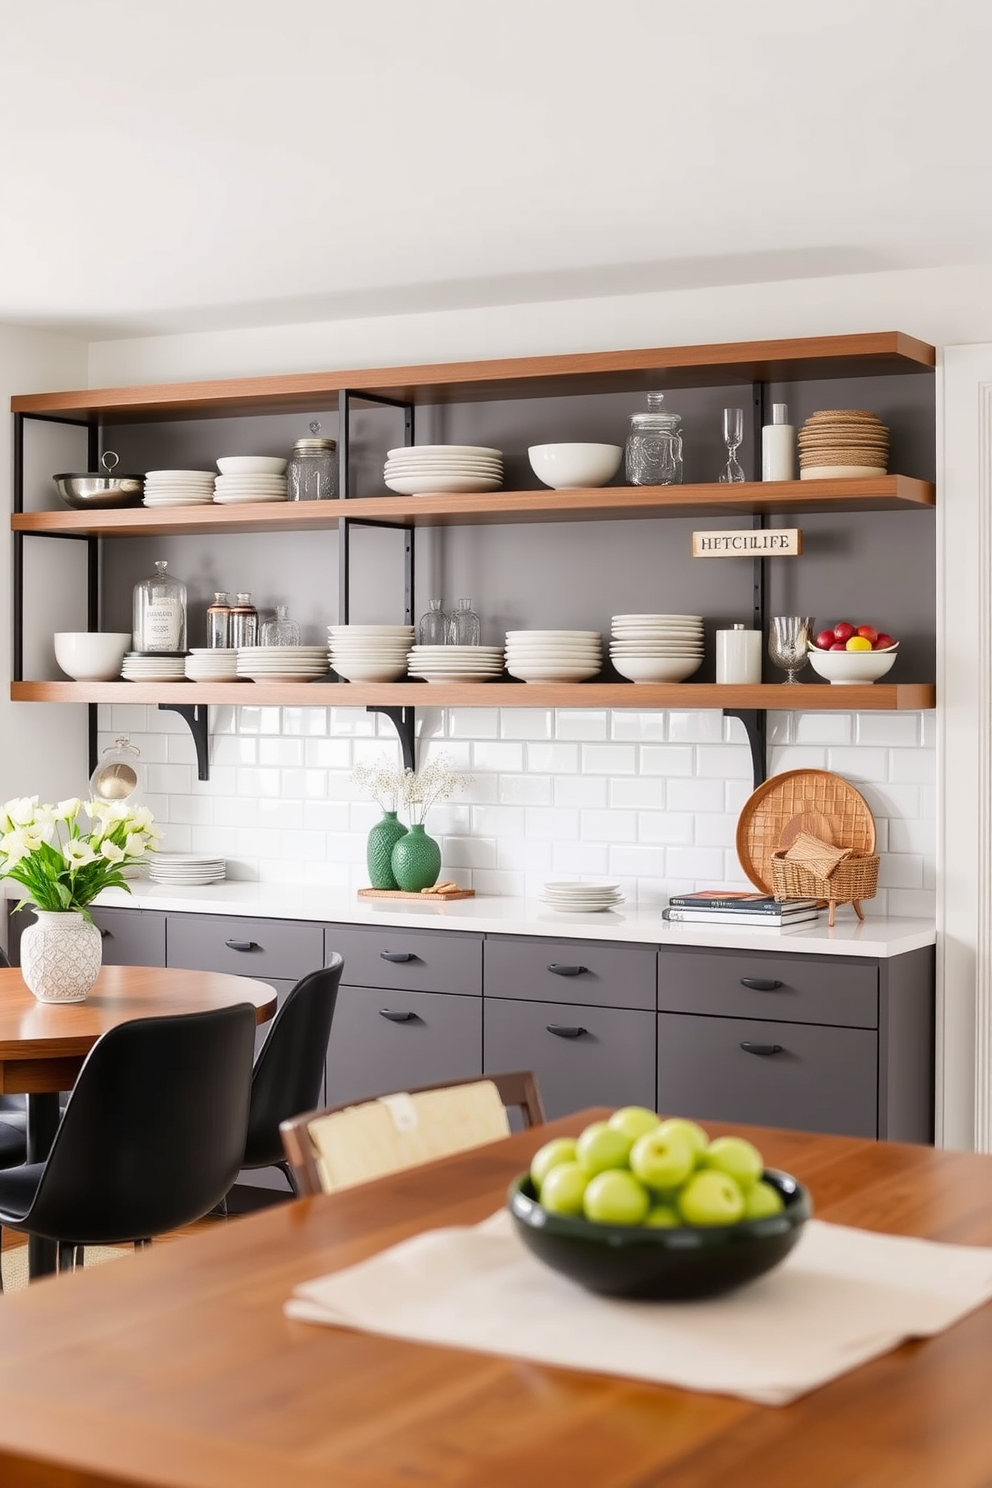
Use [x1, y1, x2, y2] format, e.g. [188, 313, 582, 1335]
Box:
[287, 424, 337, 501]
[260, 604, 301, 646]
[449, 598, 481, 646]
[229, 593, 258, 648]
[206, 592, 232, 648]
[133, 560, 187, 653]
[418, 598, 449, 646]
[625, 391, 683, 486]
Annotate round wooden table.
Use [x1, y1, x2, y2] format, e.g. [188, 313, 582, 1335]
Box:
[0, 965, 277, 1277]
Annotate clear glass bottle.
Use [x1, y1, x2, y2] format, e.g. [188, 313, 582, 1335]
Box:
[260, 603, 301, 646]
[418, 598, 449, 646]
[449, 597, 481, 646]
[229, 592, 258, 648]
[132, 559, 187, 653]
[206, 592, 232, 648]
[625, 391, 684, 486]
[287, 423, 337, 501]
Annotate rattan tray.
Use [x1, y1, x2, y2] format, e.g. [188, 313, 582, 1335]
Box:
[736, 768, 876, 894]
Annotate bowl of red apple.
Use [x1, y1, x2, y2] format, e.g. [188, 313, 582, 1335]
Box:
[806, 620, 899, 684]
[507, 1110, 811, 1300]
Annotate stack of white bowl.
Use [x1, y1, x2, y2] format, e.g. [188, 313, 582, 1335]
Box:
[214, 455, 288, 504]
[327, 624, 414, 682]
[383, 444, 504, 495]
[143, 470, 216, 507]
[236, 646, 328, 683]
[185, 648, 239, 682]
[407, 645, 505, 683]
[148, 852, 227, 886]
[504, 630, 602, 683]
[121, 652, 187, 682]
[610, 614, 704, 684]
[542, 881, 625, 912]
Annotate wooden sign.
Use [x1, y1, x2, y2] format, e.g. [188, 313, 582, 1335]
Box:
[692, 527, 803, 558]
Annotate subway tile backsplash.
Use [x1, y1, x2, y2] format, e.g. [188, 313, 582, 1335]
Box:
[98, 705, 936, 915]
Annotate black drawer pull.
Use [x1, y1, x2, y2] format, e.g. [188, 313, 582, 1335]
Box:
[225, 939, 258, 952]
[379, 1009, 418, 1023]
[546, 1024, 588, 1039]
[740, 977, 783, 991]
[740, 1041, 783, 1056]
[99, 928, 111, 938]
[547, 963, 588, 977]
[380, 950, 415, 964]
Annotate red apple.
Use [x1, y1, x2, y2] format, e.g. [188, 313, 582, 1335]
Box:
[815, 628, 835, 650]
[829, 642, 847, 651]
[833, 621, 855, 643]
[856, 625, 879, 644]
[873, 632, 896, 650]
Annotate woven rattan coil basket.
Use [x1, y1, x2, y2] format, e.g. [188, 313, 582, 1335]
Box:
[771, 849, 879, 927]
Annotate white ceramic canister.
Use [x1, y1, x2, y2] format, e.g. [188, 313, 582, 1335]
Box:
[762, 402, 796, 481]
[716, 623, 762, 684]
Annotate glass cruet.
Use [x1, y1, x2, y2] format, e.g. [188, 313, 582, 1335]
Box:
[449, 598, 481, 646]
[418, 598, 449, 646]
[260, 604, 302, 646]
[625, 392, 684, 486]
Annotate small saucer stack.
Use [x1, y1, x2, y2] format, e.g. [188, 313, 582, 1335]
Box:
[185, 648, 239, 682]
[148, 852, 227, 886]
[236, 646, 329, 683]
[121, 652, 187, 682]
[541, 881, 625, 913]
[407, 645, 505, 683]
[143, 470, 216, 507]
[383, 445, 504, 495]
[798, 410, 890, 480]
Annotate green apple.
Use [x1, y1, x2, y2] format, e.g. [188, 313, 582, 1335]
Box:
[575, 1120, 634, 1175]
[582, 1169, 651, 1226]
[629, 1128, 695, 1192]
[540, 1161, 590, 1216]
[644, 1204, 681, 1228]
[654, 1116, 709, 1162]
[743, 1179, 785, 1220]
[607, 1106, 660, 1143]
[677, 1169, 746, 1226]
[530, 1137, 579, 1191]
[702, 1135, 764, 1192]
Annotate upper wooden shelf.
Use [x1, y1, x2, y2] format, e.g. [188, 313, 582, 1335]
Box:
[12, 475, 935, 538]
[10, 332, 935, 424]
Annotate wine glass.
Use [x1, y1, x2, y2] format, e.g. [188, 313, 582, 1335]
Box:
[769, 616, 814, 684]
[719, 407, 745, 483]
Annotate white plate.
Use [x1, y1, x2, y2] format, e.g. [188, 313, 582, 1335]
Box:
[238, 672, 328, 684]
[506, 665, 601, 682]
[410, 672, 500, 683]
[144, 470, 216, 480]
[213, 493, 289, 504]
[612, 614, 704, 622]
[384, 475, 503, 495]
[384, 462, 503, 476]
[386, 444, 503, 459]
[505, 630, 602, 640]
[327, 625, 414, 635]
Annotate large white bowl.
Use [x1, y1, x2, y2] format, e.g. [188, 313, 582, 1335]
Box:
[54, 631, 131, 681]
[216, 456, 288, 476]
[806, 644, 898, 684]
[612, 654, 702, 683]
[528, 443, 623, 489]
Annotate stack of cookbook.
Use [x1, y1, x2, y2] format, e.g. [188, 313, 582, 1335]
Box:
[661, 891, 820, 927]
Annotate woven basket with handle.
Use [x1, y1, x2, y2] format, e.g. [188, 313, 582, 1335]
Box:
[771, 849, 879, 927]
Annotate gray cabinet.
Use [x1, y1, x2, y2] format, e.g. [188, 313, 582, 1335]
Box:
[325, 985, 483, 1108]
[90, 906, 166, 966]
[324, 923, 482, 997]
[165, 913, 323, 981]
[484, 936, 656, 1010]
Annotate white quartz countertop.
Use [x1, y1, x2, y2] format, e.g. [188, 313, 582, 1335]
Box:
[60, 881, 938, 959]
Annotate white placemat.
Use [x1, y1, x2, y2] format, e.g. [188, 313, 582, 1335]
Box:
[285, 1211, 992, 1405]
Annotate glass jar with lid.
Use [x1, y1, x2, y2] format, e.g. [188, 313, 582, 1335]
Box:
[287, 423, 337, 501]
[229, 593, 258, 648]
[132, 560, 187, 653]
[260, 604, 301, 646]
[625, 391, 684, 486]
[206, 592, 232, 648]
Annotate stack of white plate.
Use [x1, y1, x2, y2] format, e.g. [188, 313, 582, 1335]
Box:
[383, 444, 504, 496]
[327, 624, 415, 682]
[213, 472, 288, 504]
[504, 630, 602, 683]
[148, 852, 227, 886]
[407, 645, 505, 683]
[121, 652, 187, 682]
[185, 648, 239, 682]
[235, 646, 328, 683]
[143, 470, 216, 507]
[610, 613, 704, 684]
[541, 881, 625, 912]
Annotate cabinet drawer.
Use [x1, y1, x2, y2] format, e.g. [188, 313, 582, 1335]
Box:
[324, 924, 481, 996]
[166, 914, 323, 982]
[85, 907, 168, 967]
[657, 947, 877, 1029]
[484, 997, 656, 1120]
[484, 937, 656, 1011]
[657, 1011, 878, 1138]
[325, 985, 482, 1107]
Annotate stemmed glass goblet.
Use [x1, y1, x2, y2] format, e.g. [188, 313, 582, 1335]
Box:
[769, 616, 814, 684]
[719, 407, 745, 483]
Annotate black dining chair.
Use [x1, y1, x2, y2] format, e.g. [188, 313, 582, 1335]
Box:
[0, 1002, 257, 1276]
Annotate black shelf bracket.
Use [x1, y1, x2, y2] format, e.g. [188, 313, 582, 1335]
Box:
[724, 708, 767, 790]
[158, 703, 210, 781]
[367, 705, 416, 772]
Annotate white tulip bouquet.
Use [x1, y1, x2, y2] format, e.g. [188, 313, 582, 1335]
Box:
[0, 795, 161, 918]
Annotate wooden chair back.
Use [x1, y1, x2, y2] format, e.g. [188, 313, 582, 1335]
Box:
[280, 1070, 545, 1197]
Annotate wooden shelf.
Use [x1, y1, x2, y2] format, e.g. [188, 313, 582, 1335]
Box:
[11, 475, 935, 538]
[10, 332, 935, 424]
[11, 681, 936, 711]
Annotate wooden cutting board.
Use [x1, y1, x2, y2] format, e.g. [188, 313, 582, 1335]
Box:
[357, 887, 476, 902]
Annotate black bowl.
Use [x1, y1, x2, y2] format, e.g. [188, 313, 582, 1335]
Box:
[507, 1167, 812, 1300]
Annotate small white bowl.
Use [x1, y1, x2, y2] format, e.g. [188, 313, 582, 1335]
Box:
[806, 645, 898, 684]
[54, 631, 131, 681]
[528, 443, 623, 490]
[612, 654, 702, 683]
[216, 456, 288, 476]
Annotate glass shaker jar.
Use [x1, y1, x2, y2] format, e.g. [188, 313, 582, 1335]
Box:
[133, 560, 187, 653]
[260, 604, 301, 646]
[229, 593, 258, 648]
[206, 592, 232, 648]
[287, 423, 337, 501]
[625, 391, 684, 486]
[449, 597, 481, 645]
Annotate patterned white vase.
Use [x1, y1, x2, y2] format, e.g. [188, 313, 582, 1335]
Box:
[20, 910, 103, 1003]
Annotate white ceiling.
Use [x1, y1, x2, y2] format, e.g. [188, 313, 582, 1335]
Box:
[2, 0, 991, 340]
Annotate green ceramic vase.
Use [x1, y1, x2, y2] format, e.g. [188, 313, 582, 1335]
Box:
[390, 823, 442, 893]
[366, 811, 407, 889]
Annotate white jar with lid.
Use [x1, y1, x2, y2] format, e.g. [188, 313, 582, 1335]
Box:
[716, 624, 762, 684]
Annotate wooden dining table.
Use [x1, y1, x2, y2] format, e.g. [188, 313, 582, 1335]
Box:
[0, 964, 277, 1277]
[0, 1109, 988, 1488]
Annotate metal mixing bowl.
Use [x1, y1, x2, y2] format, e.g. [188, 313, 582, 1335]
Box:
[52, 451, 144, 509]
